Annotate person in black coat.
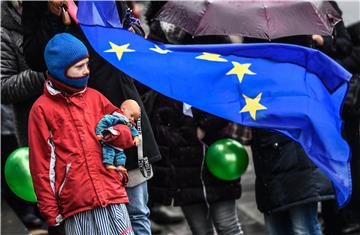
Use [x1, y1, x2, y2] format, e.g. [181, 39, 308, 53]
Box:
[251, 128, 334, 235]
[312, 3, 359, 234]
[21, 2, 161, 235]
[142, 11, 243, 234]
[1, 1, 46, 230]
[342, 22, 360, 218]
[144, 92, 244, 235]
[244, 34, 335, 235]
[315, 19, 360, 234]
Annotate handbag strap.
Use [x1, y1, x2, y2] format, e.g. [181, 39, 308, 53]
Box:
[136, 115, 152, 178]
[136, 116, 144, 160]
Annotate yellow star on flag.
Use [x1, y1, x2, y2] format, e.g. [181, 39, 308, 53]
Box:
[195, 52, 228, 62]
[150, 45, 172, 54]
[104, 42, 135, 60]
[240, 92, 267, 120]
[226, 62, 256, 83]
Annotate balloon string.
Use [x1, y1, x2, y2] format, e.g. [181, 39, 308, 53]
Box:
[200, 141, 211, 219]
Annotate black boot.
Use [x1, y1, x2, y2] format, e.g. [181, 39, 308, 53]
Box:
[342, 223, 360, 234]
[150, 205, 184, 224]
[20, 212, 44, 228]
[150, 220, 163, 234]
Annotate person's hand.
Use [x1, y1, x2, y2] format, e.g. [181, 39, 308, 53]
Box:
[48, 0, 68, 16]
[312, 34, 324, 47]
[197, 127, 205, 141]
[61, 7, 71, 25]
[48, 224, 65, 235]
[120, 170, 128, 185]
[116, 165, 127, 174]
[133, 136, 141, 146]
[96, 135, 103, 141]
[128, 26, 135, 33]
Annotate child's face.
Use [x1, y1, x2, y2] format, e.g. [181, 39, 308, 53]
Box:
[66, 58, 90, 78]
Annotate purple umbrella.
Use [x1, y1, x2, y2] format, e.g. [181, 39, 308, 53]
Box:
[155, 0, 342, 40]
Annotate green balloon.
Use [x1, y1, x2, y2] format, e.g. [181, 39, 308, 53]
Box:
[206, 138, 249, 181]
[5, 147, 37, 202]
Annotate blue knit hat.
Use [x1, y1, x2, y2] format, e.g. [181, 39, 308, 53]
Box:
[44, 33, 89, 88]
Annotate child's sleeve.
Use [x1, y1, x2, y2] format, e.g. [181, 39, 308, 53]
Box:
[28, 106, 62, 226]
[96, 115, 124, 135]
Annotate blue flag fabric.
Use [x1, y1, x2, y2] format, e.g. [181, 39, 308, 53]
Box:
[77, 1, 352, 207]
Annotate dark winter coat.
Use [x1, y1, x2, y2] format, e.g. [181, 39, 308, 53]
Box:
[146, 92, 241, 206]
[251, 129, 335, 214]
[315, 12, 360, 209]
[243, 33, 335, 213]
[0, 1, 46, 146]
[21, 1, 161, 170]
[340, 22, 360, 209]
[1, 104, 16, 136]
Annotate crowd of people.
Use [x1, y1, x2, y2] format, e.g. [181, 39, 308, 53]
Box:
[1, 1, 359, 235]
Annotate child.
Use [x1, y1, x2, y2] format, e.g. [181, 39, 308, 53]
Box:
[96, 99, 141, 173]
[28, 33, 134, 235]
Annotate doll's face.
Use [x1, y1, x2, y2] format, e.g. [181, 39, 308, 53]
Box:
[121, 102, 141, 121]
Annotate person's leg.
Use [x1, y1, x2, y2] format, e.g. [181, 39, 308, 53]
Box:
[210, 200, 243, 235]
[264, 210, 292, 235]
[150, 204, 184, 224]
[126, 181, 151, 235]
[181, 203, 214, 235]
[64, 204, 134, 235]
[289, 202, 323, 235]
[114, 150, 126, 167]
[102, 144, 116, 169]
[321, 200, 342, 235]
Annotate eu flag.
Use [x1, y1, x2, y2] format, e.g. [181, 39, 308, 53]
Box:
[77, 1, 352, 207]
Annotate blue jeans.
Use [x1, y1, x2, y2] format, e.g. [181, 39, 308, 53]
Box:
[181, 200, 243, 235]
[125, 181, 151, 235]
[264, 202, 323, 235]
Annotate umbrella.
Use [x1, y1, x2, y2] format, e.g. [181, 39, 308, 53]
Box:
[155, 0, 342, 40]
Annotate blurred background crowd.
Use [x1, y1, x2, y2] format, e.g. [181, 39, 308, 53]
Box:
[1, 1, 359, 235]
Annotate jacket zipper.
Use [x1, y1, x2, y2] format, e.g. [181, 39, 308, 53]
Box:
[58, 163, 71, 198]
[199, 142, 211, 218]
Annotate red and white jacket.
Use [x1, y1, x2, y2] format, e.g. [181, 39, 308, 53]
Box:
[28, 82, 128, 226]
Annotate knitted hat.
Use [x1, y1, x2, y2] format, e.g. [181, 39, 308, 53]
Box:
[44, 33, 89, 88]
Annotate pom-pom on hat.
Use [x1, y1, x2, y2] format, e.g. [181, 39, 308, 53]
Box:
[44, 33, 89, 88]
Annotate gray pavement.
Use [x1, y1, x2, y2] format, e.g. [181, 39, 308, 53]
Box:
[1, 199, 29, 235]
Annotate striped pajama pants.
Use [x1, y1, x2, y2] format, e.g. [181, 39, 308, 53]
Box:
[64, 204, 133, 235]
